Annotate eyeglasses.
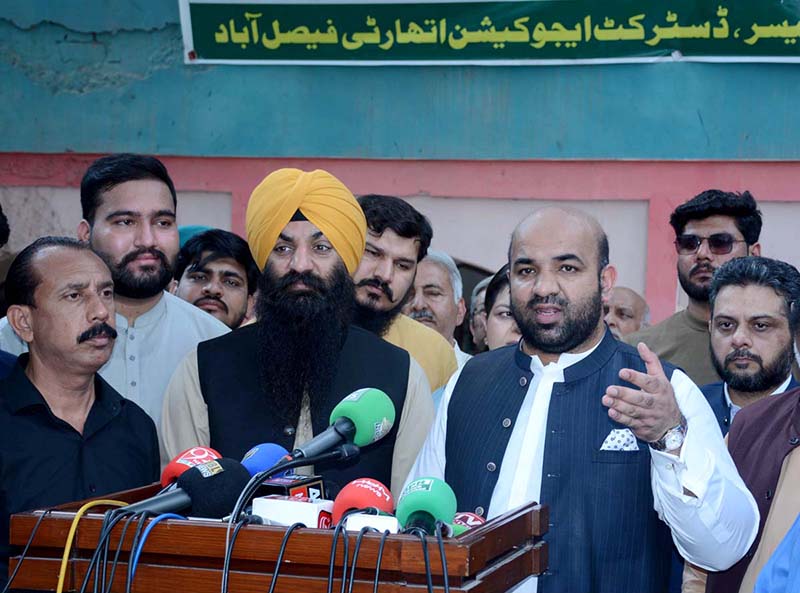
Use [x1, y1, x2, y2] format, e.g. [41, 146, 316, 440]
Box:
[674, 233, 746, 255]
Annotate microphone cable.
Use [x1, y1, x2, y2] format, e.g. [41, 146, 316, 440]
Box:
[346, 526, 378, 593]
[435, 521, 450, 593]
[266, 522, 305, 593]
[372, 529, 391, 593]
[128, 513, 186, 582]
[99, 512, 139, 593]
[124, 511, 151, 593]
[221, 514, 256, 593]
[327, 507, 367, 593]
[0, 509, 54, 593]
[55, 499, 128, 593]
[405, 527, 434, 593]
[77, 509, 140, 593]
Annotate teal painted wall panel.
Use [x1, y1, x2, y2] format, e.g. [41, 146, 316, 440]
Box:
[0, 4, 797, 160]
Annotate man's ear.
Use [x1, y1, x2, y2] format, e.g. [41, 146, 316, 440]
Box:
[7, 305, 34, 344]
[242, 294, 257, 326]
[456, 297, 467, 326]
[600, 264, 618, 301]
[749, 242, 761, 257]
[77, 219, 91, 243]
[167, 279, 179, 295]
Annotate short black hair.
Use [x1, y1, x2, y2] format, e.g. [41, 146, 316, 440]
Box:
[670, 189, 762, 245]
[5, 237, 92, 307]
[484, 264, 510, 315]
[80, 153, 177, 224]
[357, 194, 433, 262]
[710, 256, 800, 333]
[0, 203, 9, 248]
[174, 229, 259, 295]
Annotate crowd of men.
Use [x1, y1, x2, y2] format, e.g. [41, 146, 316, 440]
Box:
[0, 153, 799, 593]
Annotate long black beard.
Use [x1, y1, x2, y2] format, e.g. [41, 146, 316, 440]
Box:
[255, 263, 354, 426]
[352, 299, 407, 337]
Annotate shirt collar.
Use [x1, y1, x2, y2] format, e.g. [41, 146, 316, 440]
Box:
[724, 373, 793, 410]
[115, 291, 167, 329]
[528, 335, 603, 374]
[3, 353, 123, 417]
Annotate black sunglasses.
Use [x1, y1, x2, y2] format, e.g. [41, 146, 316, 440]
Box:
[674, 233, 746, 255]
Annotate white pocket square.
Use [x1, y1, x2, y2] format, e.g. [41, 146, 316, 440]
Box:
[600, 428, 640, 451]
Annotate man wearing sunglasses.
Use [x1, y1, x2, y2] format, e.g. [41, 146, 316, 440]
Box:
[627, 190, 762, 386]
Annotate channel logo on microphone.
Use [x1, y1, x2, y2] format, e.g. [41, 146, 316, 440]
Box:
[373, 418, 392, 441]
[401, 477, 434, 497]
[195, 460, 224, 478]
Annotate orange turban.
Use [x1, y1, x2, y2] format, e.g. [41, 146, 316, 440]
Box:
[245, 168, 367, 274]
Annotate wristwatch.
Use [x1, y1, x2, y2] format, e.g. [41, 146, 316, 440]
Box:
[649, 415, 687, 452]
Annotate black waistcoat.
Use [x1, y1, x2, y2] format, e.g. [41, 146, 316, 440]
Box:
[444, 331, 675, 593]
[197, 323, 409, 496]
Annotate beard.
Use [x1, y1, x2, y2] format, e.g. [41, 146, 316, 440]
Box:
[93, 246, 173, 299]
[352, 278, 410, 337]
[255, 262, 354, 426]
[677, 263, 714, 302]
[511, 288, 602, 355]
[712, 342, 794, 396]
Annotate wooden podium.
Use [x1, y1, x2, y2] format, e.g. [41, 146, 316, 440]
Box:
[8, 484, 548, 592]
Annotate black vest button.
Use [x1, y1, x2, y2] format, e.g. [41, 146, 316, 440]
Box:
[502, 418, 512, 428]
[283, 426, 295, 437]
[790, 436, 800, 446]
[475, 506, 484, 516]
[486, 462, 497, 472]
[519, 376, 528, 387]
[765, 489, 773, 500]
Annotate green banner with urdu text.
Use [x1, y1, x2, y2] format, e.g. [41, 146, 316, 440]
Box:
[179, 0, 800, 64]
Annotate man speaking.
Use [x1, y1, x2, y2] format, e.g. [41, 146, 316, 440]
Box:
[161, 169, 432, 496]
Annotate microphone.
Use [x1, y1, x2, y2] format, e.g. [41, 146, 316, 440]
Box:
[241, 442, 290, 477]
[332, 478, 394, 524]
[451, 511, 486, 536]
[121, 458, 250, 518]
[396, 477, 457, 535]
[291, 388, 395, 459]
[161, 446, 222, 487]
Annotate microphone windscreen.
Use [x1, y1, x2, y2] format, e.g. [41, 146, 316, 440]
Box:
[241, 443, 290, 477]
[396, 477, 457, 528]
[177, 458, 251, 518]
[330, 388, 395, 447]
[332, 478, 394, 524]
[161, 446, 222, 487]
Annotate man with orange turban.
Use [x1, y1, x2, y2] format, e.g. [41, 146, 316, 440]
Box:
[160, 169, 433, 497]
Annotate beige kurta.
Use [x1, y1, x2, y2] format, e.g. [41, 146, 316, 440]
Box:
[160, 348, 433, 499]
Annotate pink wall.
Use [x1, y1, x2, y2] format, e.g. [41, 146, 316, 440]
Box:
[2, 153, 799, 322]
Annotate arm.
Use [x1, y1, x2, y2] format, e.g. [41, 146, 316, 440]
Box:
[390, 357, 433, 498]
[650, 370, 759, 571]
[159, 349, 211, 467]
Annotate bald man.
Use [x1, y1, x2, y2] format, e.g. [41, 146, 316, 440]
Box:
[604, 286, 649, 340]
[161, 169, 432, 498]
[409, 207, 757, 593]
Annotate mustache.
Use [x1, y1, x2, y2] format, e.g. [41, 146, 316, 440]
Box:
[77, 322, 118, 344]
[408, 309, 435, 322]
[725, 348, 763, 366]
[194, 296, 228, 314]
[120, 247, 169, 268]
[270, 270, 330, 295]
[689, 263, 715, 277]
[525, 294, 569, 308]
[356, 277, 394, 302]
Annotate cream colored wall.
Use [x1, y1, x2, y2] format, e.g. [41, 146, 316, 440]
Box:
[405, 196, 649, 297]
[0, 186, 232, 255]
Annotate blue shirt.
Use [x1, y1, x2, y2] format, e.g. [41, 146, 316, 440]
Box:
[755, 512, 800, 593]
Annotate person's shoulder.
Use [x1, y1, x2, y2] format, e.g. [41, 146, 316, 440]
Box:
[393, 315, 455, 353]
[624, 310, 684, 345]
[699, 380, 725, 398]
[349, 323, 409, 358]
[0, 348, 17, 379]
[461, 343, 516, 372]
[739, 386, 800, 425]
[162, 292, 230, 336]
[98, 375, 157, 432]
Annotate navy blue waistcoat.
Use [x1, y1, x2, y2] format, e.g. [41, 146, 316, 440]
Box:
[445, 331, 675, 593]
[197, 323, 409, 497]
